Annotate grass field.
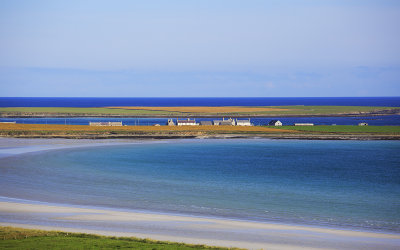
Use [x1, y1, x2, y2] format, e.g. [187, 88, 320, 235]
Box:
[107, 106, 290, 113]
[0, 226, 238, 250]
[0, 123, 399, 138]
[274, 125, 400, 134]
[0, 123, 293, 137]
[0, 106, 398, 117]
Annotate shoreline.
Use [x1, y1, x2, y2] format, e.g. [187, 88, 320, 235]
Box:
[1, 194, 398, 236]
[1, 200, 399, 250]
[1, 133, 400, 140]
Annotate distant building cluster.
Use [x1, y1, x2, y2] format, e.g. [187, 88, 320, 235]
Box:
[167, 118, 253, 126]
[85, 119, 369, 127]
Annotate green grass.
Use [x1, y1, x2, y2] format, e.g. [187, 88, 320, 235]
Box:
[247, 106, 397, 115]
[0, 107, 183, 115]
[273, 125, 400, 134]
[0, 106, 398, 116]
[0, 226, 239, 250]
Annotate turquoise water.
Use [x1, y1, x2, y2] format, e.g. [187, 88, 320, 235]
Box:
[1, 139, 399, 232]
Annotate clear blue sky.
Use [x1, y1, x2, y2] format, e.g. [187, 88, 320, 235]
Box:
[0, 0, 399, 97]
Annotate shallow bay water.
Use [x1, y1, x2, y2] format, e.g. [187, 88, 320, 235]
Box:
[0, 139, 399, 232]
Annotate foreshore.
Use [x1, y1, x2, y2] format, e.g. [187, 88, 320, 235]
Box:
[2, 134, 400, 140]
[1, 200, 399, 250]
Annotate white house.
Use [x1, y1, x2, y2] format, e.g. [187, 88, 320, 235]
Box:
[236, 118, 252, 126]
[177, 118, 198, 126]
[167, 119, 175, 126]
[268, 120, 282, 126]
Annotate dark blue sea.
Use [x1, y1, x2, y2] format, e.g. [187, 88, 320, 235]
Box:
[1, 139, 399, 233]
[1, 97, 399, 107]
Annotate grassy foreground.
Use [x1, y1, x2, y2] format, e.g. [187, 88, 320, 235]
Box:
[0, 106, 398, 117]
[0, 226, 239, 250]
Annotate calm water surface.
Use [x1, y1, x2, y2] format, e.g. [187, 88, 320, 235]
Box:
[1, 97, 399, 107]
[0, 139, 399, 232]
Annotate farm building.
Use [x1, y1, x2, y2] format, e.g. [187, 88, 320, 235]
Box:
[269, 120, 282, 126]
[200, 121, 213, 126]
[236, 118, 252, 126]
[358, 122, 368, 126]
[213, 118, 235, 126]
[177, 118, 198, 126]
[167, 119, 175, 126]
[89, 121, 122, 126]
[294, 123, 314, 126]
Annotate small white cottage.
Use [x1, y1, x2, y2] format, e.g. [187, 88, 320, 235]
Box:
[268, 120, 282, 126]
[236, 118, 252, 126]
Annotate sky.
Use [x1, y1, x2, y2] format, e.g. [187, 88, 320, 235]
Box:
[0, 0, 399, 97]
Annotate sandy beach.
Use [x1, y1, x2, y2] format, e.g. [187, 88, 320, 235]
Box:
[1, 137, 400, 249]
[1, 200, 400, 250]
[0, 137, 165, 158]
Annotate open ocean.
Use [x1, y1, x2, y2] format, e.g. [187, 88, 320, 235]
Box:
[0, 139, 399, 233]
[1, 97, 400, 107]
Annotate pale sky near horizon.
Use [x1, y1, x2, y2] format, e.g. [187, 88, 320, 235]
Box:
[0, 0, 399, 97]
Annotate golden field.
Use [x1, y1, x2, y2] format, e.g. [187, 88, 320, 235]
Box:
[107, 106, 289, 113]
[0, 123, 293, 133]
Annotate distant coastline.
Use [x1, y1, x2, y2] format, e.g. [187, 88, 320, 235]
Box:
[0, 105, 399, 118]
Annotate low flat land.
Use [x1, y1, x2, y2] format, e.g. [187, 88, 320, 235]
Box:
[275, 125, 400, 133]
[0, 123, 399, 140]
[0, 123, 293, 139]
[0, 106, 399, 117]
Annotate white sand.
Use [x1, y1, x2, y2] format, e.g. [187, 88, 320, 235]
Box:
[1, 201, 399, 250]
[0, 137, 166, 158]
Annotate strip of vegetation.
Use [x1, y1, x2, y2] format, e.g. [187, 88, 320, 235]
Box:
[0, 226, 239, 250]
[0, 124, 399, 139]
[274, 125, 400, 134]
[0, 106, 398, 117]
